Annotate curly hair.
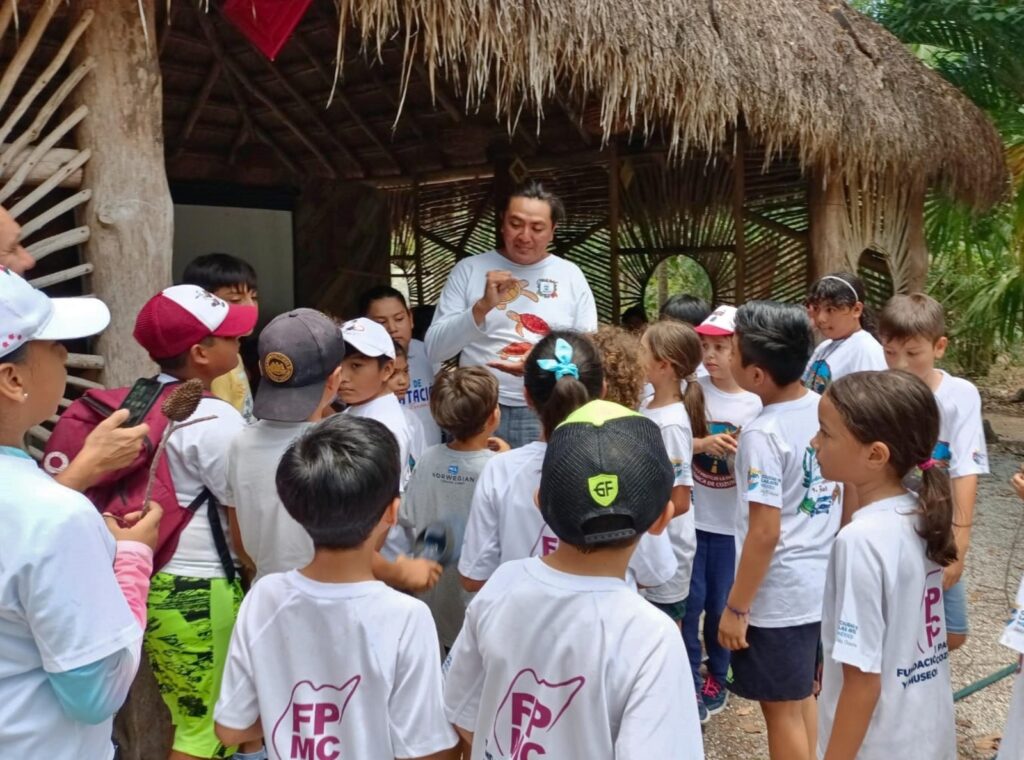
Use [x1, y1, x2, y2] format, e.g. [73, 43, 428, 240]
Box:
[590, 325, 646, 410]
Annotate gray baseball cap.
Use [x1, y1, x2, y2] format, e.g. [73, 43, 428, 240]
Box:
[254, 309, 345, 422]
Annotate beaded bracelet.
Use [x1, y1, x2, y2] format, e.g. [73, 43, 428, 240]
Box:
[726, 603, 750, 618]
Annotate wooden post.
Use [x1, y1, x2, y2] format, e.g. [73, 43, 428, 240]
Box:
[412, 178, 425, 306]
[732, 129, 747, 302]
[808, 167, 850, 283]
[609, 143, 622, 322]
[71, 0, 172, 387]
[903, 185, 929, 292]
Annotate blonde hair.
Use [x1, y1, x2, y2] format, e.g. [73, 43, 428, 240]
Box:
[590, 325, 645, 409]
[644, 320, 708, 438]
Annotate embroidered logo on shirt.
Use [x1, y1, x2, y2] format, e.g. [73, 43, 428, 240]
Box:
[271, 677, 360, 760]
[588, 473, 619, 507]
[536, 278, 558, 298]
[263, 352, 294, 384]
[489, 669, 585, 759]
[972, 450, 987, 467]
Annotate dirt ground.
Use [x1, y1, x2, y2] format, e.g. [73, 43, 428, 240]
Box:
[702, 380, 1024, 759]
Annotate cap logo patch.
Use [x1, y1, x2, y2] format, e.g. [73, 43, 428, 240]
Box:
[264, 352, 294, 383]
[588, 474, 619, 507]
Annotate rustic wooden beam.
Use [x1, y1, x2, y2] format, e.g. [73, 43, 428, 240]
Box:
[173, 60, 222, 157]
[609, 144, 621, 321]
[456, 187, 493, 256]
[0, 0, 59, 113]
[413, 60, 463, 124]
[554, 89, 592, 147]
[415, 225, 461, 256]
[0, 0, 16, 43]
[619, 245, 736, 256]
[903, 186, 928, 292]
[0, 145, 82, 188]
[746, 210, 809, 244]
[194, 7, 339, 178]
[808, 169, 849, 283]
[217, 61, 301, 176]
[20, 188, 92, 238]
[732, 129, 747, 302]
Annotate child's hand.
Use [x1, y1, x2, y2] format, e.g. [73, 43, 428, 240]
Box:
[394, 555, 443, 592]
[1012, 470, 1024, 501]
[703, 433, 738, 458]
[717, 607, 750, 651]
[942, 557, 964, 590]
[103, 503, 163, 550]
[487, 436, 511, 453]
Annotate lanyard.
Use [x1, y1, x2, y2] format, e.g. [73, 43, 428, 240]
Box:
[0, 445, 32, 460]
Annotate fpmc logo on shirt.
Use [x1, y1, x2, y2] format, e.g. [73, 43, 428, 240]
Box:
[896, 568, 949, 688]
[271, 677, 360, 760]
[486, 669, 585, 759]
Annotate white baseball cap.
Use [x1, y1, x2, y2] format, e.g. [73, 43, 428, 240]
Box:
[0, 265, 110, 359]
[340, 317, 395, 359]
[695, 305, 738, 336]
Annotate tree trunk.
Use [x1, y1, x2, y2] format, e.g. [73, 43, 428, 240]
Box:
[903, 186, 929, 292]
[71, 0, 172, 387]
[808, 169, 850, 282]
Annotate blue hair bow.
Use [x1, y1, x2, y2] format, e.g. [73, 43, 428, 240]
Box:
[536, 338, 579, 380]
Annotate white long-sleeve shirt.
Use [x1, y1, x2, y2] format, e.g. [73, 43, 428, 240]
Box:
[425, 250, 598, 406]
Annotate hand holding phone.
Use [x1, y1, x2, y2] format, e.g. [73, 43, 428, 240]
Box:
[118, 378, 164, 427]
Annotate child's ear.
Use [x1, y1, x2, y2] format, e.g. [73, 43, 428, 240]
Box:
[189, 342, 209, 367]
[488, 405, 501, 430]
[866, 441, 891, 470]
[933, 336, 949, 359]
[0, 359, 28, 403]
[380, 359, 395, 382]
[383, 496, 400, 526]
[533, 489, 541, 510]
[647, 500, 675, 536]
[851, 302, 865, 318]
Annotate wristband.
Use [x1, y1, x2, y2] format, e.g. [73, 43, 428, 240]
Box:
[726, 603, 750, 618]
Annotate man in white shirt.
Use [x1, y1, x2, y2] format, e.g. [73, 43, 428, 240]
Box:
[444, 400, 704, 759]
[425, 181, 598, 447]
[225, 308, 345, 583]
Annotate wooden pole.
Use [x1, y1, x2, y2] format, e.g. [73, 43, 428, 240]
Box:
[609, 143, 622, 322]
[808, 167, 850, 284]
[903, 185, 929, 292]
[72, 0, 172, 389]
[412, 178, 425, 306]
[732, 129, 747, 302]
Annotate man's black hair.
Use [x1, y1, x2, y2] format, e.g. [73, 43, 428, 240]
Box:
[734, 301, 813, 386]
[276, 415, 400, 549]
[501, 179, 566, 226]
[659, 294, 711, 326]
[181, 253, 258, 294]
[358, 285, 409, 317]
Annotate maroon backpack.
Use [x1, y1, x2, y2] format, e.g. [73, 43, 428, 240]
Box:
[43, 382, 232, 575]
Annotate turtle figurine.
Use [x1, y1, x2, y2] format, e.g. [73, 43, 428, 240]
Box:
[507, 311, 550, 338]
[495, 279, 539, 310]
[497, 341, 533, 361]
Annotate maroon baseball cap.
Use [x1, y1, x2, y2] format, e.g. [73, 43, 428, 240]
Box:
[133, 284, 257, 359]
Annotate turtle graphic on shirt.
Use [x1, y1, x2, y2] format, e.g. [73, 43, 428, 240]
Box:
[506, 311, 551, 338]
[496, 279, 540, 310]
[498, 341, 534, 362]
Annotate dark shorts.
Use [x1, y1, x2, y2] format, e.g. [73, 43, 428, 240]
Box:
[650, 597, 688, 622]
[728, 621, 821, 702]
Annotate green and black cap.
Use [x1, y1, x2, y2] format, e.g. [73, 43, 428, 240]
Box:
[540, 399, 674, 547]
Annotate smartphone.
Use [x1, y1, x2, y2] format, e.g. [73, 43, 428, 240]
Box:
[118, 377, 164, 427]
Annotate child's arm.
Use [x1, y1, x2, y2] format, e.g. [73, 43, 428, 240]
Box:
[670, 485, 691, 517]
[719, 502, 780, 650]
[945, 475, 978, 589]
[215, 719, 263, 747]
[372, 552, 443, 592]
[823, 665, 882, 760]
[692, 432, 737, 457]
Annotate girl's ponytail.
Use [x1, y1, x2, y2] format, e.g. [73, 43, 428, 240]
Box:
[524, 331, 604, 439]
[917, 464, 957, 566]
[682, 376, 709, 440]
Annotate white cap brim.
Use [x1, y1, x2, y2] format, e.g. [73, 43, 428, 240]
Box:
[35, 297, 111, 341]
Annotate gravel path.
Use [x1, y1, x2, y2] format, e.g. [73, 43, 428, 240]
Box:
[701, 415, 1024, 759]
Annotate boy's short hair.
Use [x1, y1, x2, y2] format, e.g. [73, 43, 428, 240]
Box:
[734, 301, 813, 386]
[430, 367, 498, 441]
[659, 294, 712, 326]
[878, 293, 946, 343]
[181, 252, 258, 294]
[276, 415, 400, 549]
[157, 336, 214, 373]
[358, 285, 409, 315]
[540, 400, 673, 551]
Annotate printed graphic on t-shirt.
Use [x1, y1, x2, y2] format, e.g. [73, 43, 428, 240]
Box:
[498, 341, 534, 361]
[487, 669, 585, 759]
[932, 441, 952, 468]
[803, 359, 832, 395]
[536, 278, 558, 299]
[402, 378, 431, 406]
[747, 467, 781, 499]
[495, 280, 540, 310]
[798, 446, 838, 517]
[897, 569, 949, 688]
[271, 677, 360, 760]
[693, 421, 738, 489]
[506, 311, 551, 339]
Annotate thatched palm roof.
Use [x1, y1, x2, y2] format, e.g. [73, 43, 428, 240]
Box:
[337, 0, 1006, 209]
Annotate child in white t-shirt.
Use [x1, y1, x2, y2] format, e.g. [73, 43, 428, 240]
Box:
[685, 305, 762, 723]
[458, 331, 676, 592]
[719, 301, 841, 760]
[802, 272, 886, 394]
[814, 370, 958, 759]
[639, 319, 707, 627]
[389, 341, 426, 468]
[215, 415, 458, 759]
[998, 467, 1024, 759]
[879, 293, 989, 652]
[444, 400, 704, 759]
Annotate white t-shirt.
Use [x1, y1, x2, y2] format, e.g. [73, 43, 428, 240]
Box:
[802, 329, 886, 394]
[458, 442, 676, 589]
[998, 573, 1024, 760]
[444, 558, 704, 760]
[818, 494, 955, 760]
[0, 454, 142, 760]
[158, 375, 247, 579]
[692, 376, 762, 536]
[735, 390, 841, 627]
[639, 399, 696, 604]
[405, 407, 427, 471]
[425, 250, 598, 406]
[933, 371, 989, 479]
[404, 339, 442, 446]
[216, 571, 456, 759]
[225, 420, 314, 583]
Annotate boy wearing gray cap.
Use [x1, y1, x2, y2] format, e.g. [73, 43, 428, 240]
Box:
[443, 400, 705, 759]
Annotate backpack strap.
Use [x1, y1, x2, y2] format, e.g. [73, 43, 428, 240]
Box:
[188, 488, 237, 583]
